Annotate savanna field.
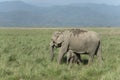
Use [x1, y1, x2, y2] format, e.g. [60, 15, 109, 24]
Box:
[0, 28, 120, 80]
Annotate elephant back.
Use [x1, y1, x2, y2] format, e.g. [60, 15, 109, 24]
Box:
[69, 29, 87, 36]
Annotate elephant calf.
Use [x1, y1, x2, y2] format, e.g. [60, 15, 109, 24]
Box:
[67, 50, 82, 64]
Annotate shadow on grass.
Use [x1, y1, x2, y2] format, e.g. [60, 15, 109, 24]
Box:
[82, 59, 88, 65]
[62, 57, 67, 64]
[62, 57, 88, 65]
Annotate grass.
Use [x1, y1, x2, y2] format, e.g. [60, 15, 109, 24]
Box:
[0, 28, 120, 80]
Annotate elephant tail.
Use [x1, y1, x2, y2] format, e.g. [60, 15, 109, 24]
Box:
[95, 41, 103, 64]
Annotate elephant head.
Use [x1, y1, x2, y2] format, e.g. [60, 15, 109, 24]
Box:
[50, 31, 64, 61]
[50, 30, 72, 63]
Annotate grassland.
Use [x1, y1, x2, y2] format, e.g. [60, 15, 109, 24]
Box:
[0, 28, 120, 80]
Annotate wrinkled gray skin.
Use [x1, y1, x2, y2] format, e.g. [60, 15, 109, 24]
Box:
[50, 29, 103, 64]
[67, 50, 82, 64]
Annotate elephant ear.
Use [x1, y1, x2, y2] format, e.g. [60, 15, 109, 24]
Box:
[56, 33, 64, 44]
[57, 30, 71, 46]
[62, 30, 71, 45]
[55, 30, 71, 45]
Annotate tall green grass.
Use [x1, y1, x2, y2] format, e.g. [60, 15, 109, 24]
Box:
[0, 28, 120, 80]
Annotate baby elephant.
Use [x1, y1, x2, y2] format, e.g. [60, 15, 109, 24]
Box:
[67, 50, 82, 64]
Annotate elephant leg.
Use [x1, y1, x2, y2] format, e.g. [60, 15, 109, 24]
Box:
[88, 54, 94, 65]
[67, 57, 69, 64]
[88, 46, 97, 65]
[75, 53, 82, 64]
[66, 50, 72, 64]
[67, 58, 74, 69]
[67, 55, 70, 64]
[70, 58, 74, 63]
[57, 46, 68, 64]
[58, 51, 66, 64]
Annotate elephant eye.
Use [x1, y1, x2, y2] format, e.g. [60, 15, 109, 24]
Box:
[53, 41, 55, 43]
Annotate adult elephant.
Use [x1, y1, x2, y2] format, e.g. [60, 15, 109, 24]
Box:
[50, 29, 103, 64]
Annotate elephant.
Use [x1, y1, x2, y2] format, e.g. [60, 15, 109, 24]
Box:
[66, 50, 82, 64]
[50, 29, 103, 65]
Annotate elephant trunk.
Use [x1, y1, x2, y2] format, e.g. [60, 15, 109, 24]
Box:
[50, 41, 55, 61]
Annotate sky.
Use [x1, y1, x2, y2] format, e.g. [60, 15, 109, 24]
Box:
[0, 0, 120, 6]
